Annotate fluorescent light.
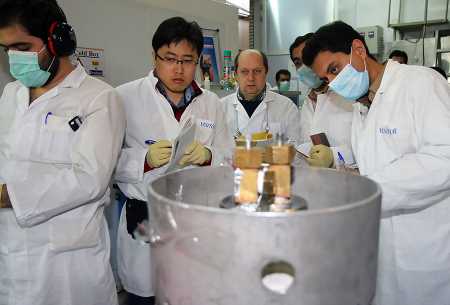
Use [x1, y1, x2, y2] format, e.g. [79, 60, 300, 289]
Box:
[226, 0, 249, 11]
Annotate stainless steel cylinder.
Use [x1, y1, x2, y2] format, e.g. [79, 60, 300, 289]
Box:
[148, 166, 381, 305]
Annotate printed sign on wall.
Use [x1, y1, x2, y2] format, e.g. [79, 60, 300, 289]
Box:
[75, 47, 104, 77]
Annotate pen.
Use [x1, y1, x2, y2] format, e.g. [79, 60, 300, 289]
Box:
[337, 152, 346, 170]
[45, 112, 52, 125]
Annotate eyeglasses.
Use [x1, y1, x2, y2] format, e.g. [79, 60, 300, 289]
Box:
[156, 53, 198, 67]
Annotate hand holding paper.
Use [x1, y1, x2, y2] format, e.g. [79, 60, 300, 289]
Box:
[179, 141, 211, 166]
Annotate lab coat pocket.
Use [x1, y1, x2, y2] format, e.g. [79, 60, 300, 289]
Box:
[37, 115, 75, 163]
[196, 118, 215, 144]
[392, 206, 450, 271]
[50, 212, 101, 253]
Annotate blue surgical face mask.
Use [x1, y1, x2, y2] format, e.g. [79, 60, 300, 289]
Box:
[8, 46, 53, 88]
[328, 48, 369, 101]
[297, 65, 322, 89]
[278, 80, 290, 91]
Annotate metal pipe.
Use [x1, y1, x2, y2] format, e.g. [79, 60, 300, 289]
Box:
[422, 0, 429, 66]
[397, 0, 403, 39]
[262, 0, 268, 53]
[445, 0, 449, 21]
[149, 166, 382, 305]
[388, 0, 392, 26]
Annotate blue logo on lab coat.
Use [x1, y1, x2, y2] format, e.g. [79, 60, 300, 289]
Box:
[379, 127, 397, 135]
[200, 121, 216, 129]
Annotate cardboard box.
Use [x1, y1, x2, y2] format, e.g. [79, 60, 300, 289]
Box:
[270, 165, 291, 198]
[233, 147, 264, 169]
[265, 145, 296, 165]
[235, 169, 259, 204]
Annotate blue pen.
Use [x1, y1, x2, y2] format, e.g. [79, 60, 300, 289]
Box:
[145, 139, 156, 145]
[337, 152, 346, 168]
[44, 112, 52, 125]
[337, 152, 345, 163]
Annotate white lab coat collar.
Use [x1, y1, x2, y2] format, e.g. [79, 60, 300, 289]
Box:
[147, 69, 162, 90]
[375, 59, 400, 96]
[57, 64, 87, 89]
[21, 64, 87, 109]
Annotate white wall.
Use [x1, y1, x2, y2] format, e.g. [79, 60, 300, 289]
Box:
[58, 0, 238, 87]
[138, 0, 239, 56]
[0, 0, 238, 90]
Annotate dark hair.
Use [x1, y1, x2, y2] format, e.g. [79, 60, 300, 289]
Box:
[152, 17, 204, 56]
[289, 33, 314, 61]
[275, 69, 291, 82]
[0, 0, 67, 42]
[389, 50, 408, 64]
[429, 66, 447, 80]
[302, 21, 375, 67]
[234, 49, 269, 72]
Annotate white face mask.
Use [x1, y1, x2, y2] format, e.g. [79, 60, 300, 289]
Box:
[328, 48, 369, 101]
[296, 65, 322, 89]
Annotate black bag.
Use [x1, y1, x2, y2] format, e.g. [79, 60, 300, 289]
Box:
[125, 199, 149, 238]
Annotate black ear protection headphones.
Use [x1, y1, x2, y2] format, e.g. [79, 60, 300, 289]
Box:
[47, 21, 77, 57]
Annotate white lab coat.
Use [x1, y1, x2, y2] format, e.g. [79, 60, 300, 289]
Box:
[0, 65, 125, 305]
[221, 90, 301, 145]
[114, 70, 234, 296]
[351, 60, 450, 305]
[299, 90, 354, 165]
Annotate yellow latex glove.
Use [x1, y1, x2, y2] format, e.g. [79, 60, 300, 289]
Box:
[146, 140, 172, 168]
[306, 144, 334, 168]
[179, 141, 212, 166]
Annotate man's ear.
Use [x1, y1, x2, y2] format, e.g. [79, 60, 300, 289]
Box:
[352, 39, 368, 60]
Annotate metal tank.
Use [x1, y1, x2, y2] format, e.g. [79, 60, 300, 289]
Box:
[148, 166, 381, 305]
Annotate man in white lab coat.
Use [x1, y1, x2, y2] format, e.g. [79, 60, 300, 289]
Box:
[0, 1, 125, 305]
[290, 33, 354, 167]
[221, 49, 301, 144]
[303, 21, 450, 305]
[272, 69, 291, 91]
[114, 17, 234, 305]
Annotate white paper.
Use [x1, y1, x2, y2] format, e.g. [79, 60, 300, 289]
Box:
[295, 142, 312, 158]
[165, 119, 196, 173]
